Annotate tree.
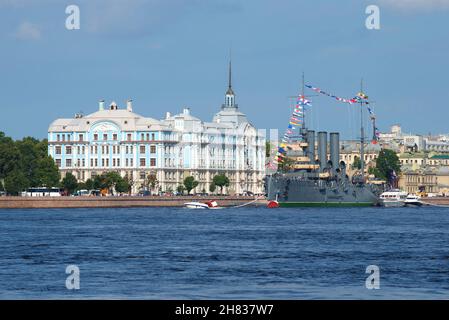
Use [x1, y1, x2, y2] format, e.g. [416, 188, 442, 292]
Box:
[93, 174, 108, 190]
[84, 178, 94, 191]
[209, 182, 216, 194]
[61, 172, 78, 195]
[147, 174, 158, 191]
[0, 180, 4, 192]
[34, 156, 60, 187]
[213, 174, 230, 194]
[104, 172, 122, 195]
[176, 184, 186, 195]
[277, 156, 295, 172]
[373, 149, 401, 182]
[183, 176, 199, 194]
[0, 138, 21, 179]
[352, 156, 362, 170]
[115, 177, 130, 194]
[4, 170, 29, 195]
[265, 141, 272, 158]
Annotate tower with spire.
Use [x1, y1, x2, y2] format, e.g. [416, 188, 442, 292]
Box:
[213, 58, 248, 125]
[225, 59, 235, 108]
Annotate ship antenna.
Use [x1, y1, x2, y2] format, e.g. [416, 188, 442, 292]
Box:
[360, 78, 365, 183]
[302, 72, 306, 130]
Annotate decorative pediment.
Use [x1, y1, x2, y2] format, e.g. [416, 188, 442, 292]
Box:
[91, 121, 120, 132]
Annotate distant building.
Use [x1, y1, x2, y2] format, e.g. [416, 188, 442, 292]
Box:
[48, 63, 266, 194]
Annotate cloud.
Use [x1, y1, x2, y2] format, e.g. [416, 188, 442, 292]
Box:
[14, 22, 41, 41]
[379, 0, 449, 11]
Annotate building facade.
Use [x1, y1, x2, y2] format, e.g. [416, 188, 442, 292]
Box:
[48, 65, 266, 194]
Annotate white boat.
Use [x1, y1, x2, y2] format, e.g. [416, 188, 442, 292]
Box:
[184, 202, 209, 209]
[184, 200, 223, 209]
[379, 190, 408, 207]
[404, 194, 422, 206]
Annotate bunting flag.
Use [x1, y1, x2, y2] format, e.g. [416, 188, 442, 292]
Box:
[275, 94, 311, 164]
[305, 84, 358, 104]
[305, 83, 380, 145]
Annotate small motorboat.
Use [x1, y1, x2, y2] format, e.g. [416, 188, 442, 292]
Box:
[184, 200, 222, 209]
[184, 202, 209, 209]
[379, 190, 407, 207]
[404, 194, 422, 206]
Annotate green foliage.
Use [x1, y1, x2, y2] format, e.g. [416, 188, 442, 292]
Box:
[183, 176, 199, 194]
[84, 178, 94, 191]
[0, 132, 60, 192]
[352, 156, 362, 170]
[212, 174, 230, 194]
[4, 170, 29, 195]
[373, 149, 401, 181]
[35, 156, 60, 187]
[265, 141, 272, 158]
[176, 184, 186, 195]
[209, 182, 216, 193]
[115, 177, 130, 194]
[277, 156, 295, 173]
[61, 172, 78, 195]
[147, 174, 158, 190]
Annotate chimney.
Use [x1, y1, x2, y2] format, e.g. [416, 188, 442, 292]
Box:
[99, 99, 105, 111]
[306, 130, 315, 163]
[329, 132, 340, 172]
[165, 112, 171, 119]
[317, 131, 328, 171]
[127, 99, 133, 112]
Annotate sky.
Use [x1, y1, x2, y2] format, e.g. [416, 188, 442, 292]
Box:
[1, 0, 449, 140]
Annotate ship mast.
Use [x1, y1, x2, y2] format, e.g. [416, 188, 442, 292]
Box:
[360, 78, 365, 182]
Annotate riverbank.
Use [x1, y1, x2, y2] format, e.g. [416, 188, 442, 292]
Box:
[0, 196, 267, 209]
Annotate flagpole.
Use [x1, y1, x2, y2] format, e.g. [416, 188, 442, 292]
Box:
[360, 78, 365, 182]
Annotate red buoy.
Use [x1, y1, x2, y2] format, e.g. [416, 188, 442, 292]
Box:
[267, 200, 280, 208]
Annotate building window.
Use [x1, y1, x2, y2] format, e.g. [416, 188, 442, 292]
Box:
[103, 134, 108, 141]
[140, 171, 146, 180]
[151, 133, 155, 140]
[127, 133, 132, 141]
[55, 146, 61, 155]
[56, 134, 60, 141]
[66, 159, 72, 167]
[79, 134, 84, 142]
[82, 159, 85, 167]
[150, 145, 156, 154]
[141, 133, 145, 141]
[140, 145, 146, 154]
[66, 146, 72, 154]
[140, 158, 146, 167]
[106, 158, 109, 167]
[126, 146, 129, 154]
[62, 135, 66, 142]
[113, 134, 117, 141]
[67, 135, 71, 142]
[94, 134, 98, 141]
[95, 159, 98, 167]
[117, 159, 120, 167]
[146, 133, 150, 141]
[102, 159, 105, 167]
[130, 158, 133, 167]
[126, 158, 129, 167]
[130, 146, 133, 153]
[150, 158, 156, 167]
[55, 159, 61, 167]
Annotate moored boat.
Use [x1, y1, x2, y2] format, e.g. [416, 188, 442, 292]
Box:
[379, 190, 407, 207]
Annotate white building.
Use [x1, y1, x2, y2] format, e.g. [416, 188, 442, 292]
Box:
[48, 63, 266, 194]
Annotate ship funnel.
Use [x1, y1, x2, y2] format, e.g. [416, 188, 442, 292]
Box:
[306, 130, 315, 163]
[330, 132, 340, 172]
[317, 131, 328, 171]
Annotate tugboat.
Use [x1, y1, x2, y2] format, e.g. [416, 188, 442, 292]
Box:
[265, 80, 381, 207]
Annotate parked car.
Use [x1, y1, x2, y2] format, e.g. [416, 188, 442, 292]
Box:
[73, 189, 89, 196]
[138, 190, 151, 196]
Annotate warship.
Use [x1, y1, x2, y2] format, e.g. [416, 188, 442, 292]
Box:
[265, 82, 381, 207]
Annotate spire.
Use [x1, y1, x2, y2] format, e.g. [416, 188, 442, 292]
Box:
[226, 57, 234, 96]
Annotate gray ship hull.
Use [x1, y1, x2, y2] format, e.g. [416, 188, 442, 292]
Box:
[266, 174, 379, 207]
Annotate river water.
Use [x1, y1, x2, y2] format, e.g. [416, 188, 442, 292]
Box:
[1, 206, 449, 299]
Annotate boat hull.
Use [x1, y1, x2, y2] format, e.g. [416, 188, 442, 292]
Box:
[279, 201, 374, 208]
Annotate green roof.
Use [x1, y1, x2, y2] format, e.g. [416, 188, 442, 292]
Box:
[430, 154, 449, 159]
